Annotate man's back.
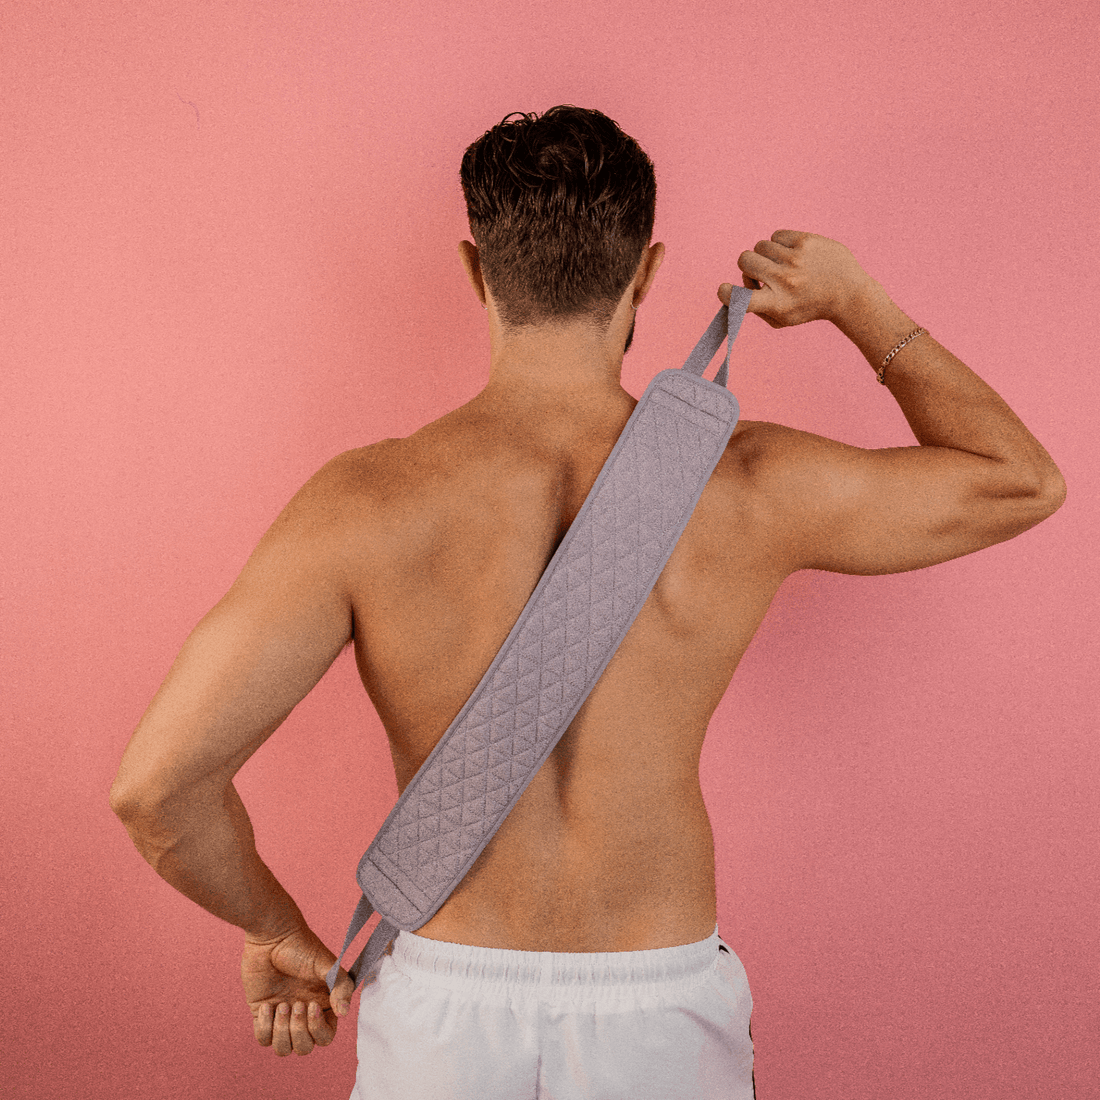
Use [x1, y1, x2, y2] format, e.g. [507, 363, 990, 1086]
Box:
[318, 380, 785, 953]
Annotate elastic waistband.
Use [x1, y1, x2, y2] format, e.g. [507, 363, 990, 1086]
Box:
[388, 925, 723, 998]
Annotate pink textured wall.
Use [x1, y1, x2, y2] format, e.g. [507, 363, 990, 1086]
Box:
[4, 2, 1097, 1097]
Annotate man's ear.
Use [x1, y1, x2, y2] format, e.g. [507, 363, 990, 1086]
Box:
[458, 241, 487, 306]
[631, 242, 666, 310]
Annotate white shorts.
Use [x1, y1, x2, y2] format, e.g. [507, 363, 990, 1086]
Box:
[349, 924, 754, 1100]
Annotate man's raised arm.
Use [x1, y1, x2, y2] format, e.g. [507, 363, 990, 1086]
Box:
[721, 231, 1065, 577]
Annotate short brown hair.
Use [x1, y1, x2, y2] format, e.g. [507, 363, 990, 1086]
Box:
[460, 105, 656, 327]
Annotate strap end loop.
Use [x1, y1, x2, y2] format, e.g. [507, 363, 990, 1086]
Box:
[681, 285, 752, 387]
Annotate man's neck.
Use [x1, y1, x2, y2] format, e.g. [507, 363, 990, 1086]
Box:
[481, 308, 634, 411]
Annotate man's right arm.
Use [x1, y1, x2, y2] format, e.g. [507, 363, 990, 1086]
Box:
[722, 231, 1066, 577]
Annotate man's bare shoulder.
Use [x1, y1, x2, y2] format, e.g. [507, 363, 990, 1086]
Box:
[293, 414, 474, 504]
[725, 417, 819, 463]
[720, 417, 863, 490]
[280, 407, 520, 550]
[251, 440, 422, 569]
[711, 417, 802, 490]
[701, 417, 853, 578]
[280, 439, 405, 522]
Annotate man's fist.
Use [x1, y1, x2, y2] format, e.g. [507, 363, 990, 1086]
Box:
[719, 231, 879, 329]
[242, 925, 356, 1057]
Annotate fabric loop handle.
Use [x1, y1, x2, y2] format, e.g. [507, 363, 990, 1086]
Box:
[679, 285, 752, 388]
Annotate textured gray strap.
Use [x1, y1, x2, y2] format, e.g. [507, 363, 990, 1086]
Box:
[681, 285, 750, 388]
[329, 289, 751, 992]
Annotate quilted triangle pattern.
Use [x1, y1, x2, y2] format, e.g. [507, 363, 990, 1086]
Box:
[357, 368, 739, 926]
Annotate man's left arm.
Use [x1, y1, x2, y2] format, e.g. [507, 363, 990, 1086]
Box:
[110, 456, 361, 1055]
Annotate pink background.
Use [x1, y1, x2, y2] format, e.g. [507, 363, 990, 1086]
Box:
[4, 2, 1097, 1097]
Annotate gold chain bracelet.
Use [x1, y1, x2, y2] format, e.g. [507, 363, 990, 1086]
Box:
[877, 327, 928, 384]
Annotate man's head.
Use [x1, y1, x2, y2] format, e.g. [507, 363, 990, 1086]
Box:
[460, 106, 656, 329]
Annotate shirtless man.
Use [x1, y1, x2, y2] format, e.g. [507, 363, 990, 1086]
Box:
[110, 106, 1065, 1098]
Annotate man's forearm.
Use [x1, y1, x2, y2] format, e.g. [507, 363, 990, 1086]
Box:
[114, 781, 306, 942]
[835, 281, 1065, 502]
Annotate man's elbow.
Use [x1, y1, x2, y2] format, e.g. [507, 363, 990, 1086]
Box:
[109, 770, 174, 827]
[110, 768, 134, 815]
[109, 777, 158, 843]
[995, 465, 1067, 539]
[1040, 466, 1068, 517]
[1016, 463, 1068, 525]
[109, 777, 186, 869]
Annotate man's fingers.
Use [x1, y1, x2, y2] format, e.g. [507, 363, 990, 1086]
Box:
[308, 1001, 338, 1047]
[330, 968, 356, 1018]
[770, 228, 805, 248]
[254, 1001, 274, 1046]
[722, 230, 807, 318]
[257, 999, 333, 1056]
[738, 249, 776, 285]
[271, 1002, 293, 1056]
[289, 1001, 316, 1056]
[719, 280, 765, 317]
[270, 1000, 316, 1056]
[753, 239, 789, 263]
[312, 949, 354, 1018]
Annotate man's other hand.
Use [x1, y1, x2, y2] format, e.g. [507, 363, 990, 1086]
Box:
[243, 924, 356, 1056]
[719, 230, 879, 329]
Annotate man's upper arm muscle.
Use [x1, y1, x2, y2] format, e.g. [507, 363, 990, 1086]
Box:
[111, 456, 359, 813]
[746, 421, 1058, 577]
